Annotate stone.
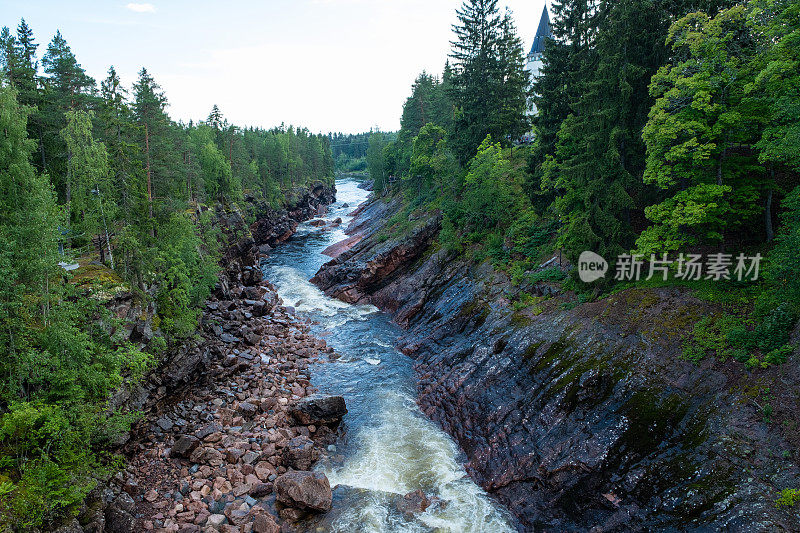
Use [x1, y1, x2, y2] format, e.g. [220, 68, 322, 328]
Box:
[282, 436, 319, 471]
[237, 402, 258, 416]
[206, 514, 226, 528]
[249, 482, 273, 498]
[220, 333, 238, 343]
[274, 471, 332, 512]
[105, 506, 138, 533]
[170, 435, 201, 458]
[252, 513, 279, 533]
[396, 489, 431, 519]
[196, 423, 223, 440]
[288, 396, 347, 426]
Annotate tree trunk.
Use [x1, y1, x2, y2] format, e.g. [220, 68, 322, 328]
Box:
[765, 186, 774, 243]
[145, 123, 154, 237]
[65, 151, 72, 250]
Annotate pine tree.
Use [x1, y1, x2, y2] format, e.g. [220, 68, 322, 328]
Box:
[207, 104, 226, 130]
[40, 31, 97, 197]
[449, 0, 529, 162]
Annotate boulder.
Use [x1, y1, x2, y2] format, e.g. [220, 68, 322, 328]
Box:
[170, 435, 200, 458]
[396, 489, 432, 519]
[274, 471, 332, 512]
[289, 396, 346, 426]
[282, 436, 319, 470]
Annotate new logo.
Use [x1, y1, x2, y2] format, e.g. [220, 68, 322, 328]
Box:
[578, 251, 608, 283]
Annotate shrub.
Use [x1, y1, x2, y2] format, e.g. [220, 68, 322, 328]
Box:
[529, 267, 567, 283]
[775, 488, 800, 509]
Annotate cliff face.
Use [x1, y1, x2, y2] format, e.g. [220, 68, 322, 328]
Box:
[313, 196, 800, 532]
[112, 183, 337, 415]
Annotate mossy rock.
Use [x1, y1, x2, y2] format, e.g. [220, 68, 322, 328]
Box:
[69, 261, 128, 301]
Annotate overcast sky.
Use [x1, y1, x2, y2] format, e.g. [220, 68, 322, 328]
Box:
[2, 0, 547, 134]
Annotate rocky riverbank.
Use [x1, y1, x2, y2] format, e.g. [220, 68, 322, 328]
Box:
[312, 194, 800, 532]
[65, 183, 346, 533]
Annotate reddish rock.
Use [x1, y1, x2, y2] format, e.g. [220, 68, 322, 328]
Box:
[252, 513, 279, 533]
[282, 435, 319, 471]
[170, 435, 200, 458]
[274, 471, 332, 512]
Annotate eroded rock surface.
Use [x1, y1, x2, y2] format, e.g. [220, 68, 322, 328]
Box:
[312, 195, 800, 532]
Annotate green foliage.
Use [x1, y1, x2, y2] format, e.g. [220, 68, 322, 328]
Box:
[0, 21, 334, 529]
[637, 6, 765, 255]
[528, 267, 567, 283]
[449, 0, 530, 162]
[367, 132, 388, 192]
[764, 187, 800, 306]
[512, 292, 545, 314]
[438, 214, 463, 254]
[682, 315, 739, 363]
[682, 304, 795, 368]
[455, 137, 523, 233]
[775, 488, 800, 509]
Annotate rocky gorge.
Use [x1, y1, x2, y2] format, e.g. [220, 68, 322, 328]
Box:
[312, 193, 800, 532]
[60, 184, 356, 533]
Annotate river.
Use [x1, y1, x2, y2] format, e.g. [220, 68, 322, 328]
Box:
[260, 178, 515, 532]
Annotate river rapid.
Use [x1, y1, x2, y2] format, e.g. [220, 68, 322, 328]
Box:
[260, 178, 515, 532]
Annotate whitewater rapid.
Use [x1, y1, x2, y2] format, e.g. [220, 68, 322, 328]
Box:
[261, 179, 515, 532]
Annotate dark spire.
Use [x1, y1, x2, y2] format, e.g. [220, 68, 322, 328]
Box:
[529, 5, 551, 57]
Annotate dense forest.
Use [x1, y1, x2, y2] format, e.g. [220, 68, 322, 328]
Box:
[372, 0, 799, 370]
[1, 0, 800, 528]
[0, 20, 333, 528]
[328, 131, 398, 174]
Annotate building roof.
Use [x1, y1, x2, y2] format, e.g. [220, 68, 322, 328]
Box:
[529, 6, 551, 57]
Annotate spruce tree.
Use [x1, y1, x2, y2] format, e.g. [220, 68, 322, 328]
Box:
[526, 0, 597, 208]
[542, 0, 674, 268]
[449, 0, 529, 162]
[40, 31, 97, 197]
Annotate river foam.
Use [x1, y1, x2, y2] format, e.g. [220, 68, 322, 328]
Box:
[261, 178, 515, 532]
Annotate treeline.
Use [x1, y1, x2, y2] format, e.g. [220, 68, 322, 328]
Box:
[328, 131, 397, 174]
[372, 0, 799, 366]
[0, 19, 332, 529]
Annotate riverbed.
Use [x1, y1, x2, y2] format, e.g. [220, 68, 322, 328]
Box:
[261, 178, 515, 532]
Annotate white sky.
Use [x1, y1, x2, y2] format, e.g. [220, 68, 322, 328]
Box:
[1, 0, 547, 133]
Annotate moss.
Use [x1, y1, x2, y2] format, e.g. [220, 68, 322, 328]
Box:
[458, 297, 491, 328]
[510, 311, 533, 327]
[70, 263, 123, 286]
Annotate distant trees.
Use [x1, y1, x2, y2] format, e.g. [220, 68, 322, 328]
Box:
[366, 132, 388, 193]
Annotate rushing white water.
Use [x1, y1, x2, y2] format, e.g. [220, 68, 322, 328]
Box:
[262, 179, 515, 533]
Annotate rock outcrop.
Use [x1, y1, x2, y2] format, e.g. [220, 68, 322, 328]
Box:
[312, 195, 800, 532]
[274, 471, 333, 512]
